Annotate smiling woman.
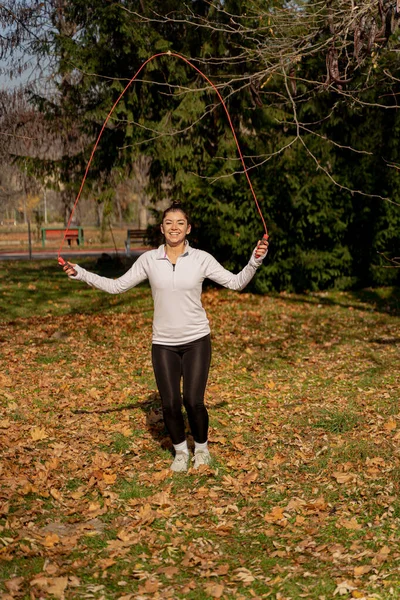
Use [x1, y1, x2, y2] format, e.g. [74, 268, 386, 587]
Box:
[160, 203, 192, 259]
[61, 201, 269, 473]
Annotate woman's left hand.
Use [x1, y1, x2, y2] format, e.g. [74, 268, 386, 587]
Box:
[254, 237, 269, 259]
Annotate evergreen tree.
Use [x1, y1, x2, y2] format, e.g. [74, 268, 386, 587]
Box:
[1, 0, 399, 290]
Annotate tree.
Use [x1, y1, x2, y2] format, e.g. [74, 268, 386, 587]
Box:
[0, 0, 399, 289]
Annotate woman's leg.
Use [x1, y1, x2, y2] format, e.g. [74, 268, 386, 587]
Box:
[181, 334, 211, 444]
[151, 344, 185, 445]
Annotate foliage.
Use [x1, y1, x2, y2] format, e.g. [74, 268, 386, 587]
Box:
[1, 1, 400, 289]
[0, 260, 399, 598]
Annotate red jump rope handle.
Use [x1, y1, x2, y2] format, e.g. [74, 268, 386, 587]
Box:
[255, 233, 269, 259]
[58, 256, 77, 276]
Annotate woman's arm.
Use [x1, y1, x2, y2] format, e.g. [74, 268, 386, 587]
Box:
[204, 239, 268, 291]
[63, 255, 148, 294]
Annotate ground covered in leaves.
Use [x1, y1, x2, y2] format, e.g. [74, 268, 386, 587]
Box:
[0, 260, 399, 600]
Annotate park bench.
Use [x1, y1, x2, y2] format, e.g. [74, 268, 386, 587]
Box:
[125, 228, 147, 254]
[41, 226, 84, 247]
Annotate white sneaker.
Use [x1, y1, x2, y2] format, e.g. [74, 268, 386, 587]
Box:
[192, 451, 212, 469]
[170, 451, 189, 472]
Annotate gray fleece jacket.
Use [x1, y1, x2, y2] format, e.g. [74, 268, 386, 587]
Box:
[71, 243, 265, 345]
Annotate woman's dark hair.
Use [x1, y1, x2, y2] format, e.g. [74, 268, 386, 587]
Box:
[162, 201, 191, 224]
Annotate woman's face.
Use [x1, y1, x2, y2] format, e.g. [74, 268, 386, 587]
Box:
[161, 210, 191, 247]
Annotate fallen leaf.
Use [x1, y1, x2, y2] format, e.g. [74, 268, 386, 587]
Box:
[50, 488, 64, 504]
[373, 545, 390, 564]
[332, 472, 356, 484]
[339, 518, 362, 531]
[264, 506, 287, 524]
[5, 577, 24, 593]
[204, 583, 225, 598]
[47, 577, 69, 599]
[43, 533, 60, 547]
[334, 580, 357, 596]
[103, 472, 117, 484]
[30, 426, 48, 441]
[232, 567, 255, 584]
[353, 565, 372, 576]
[384, 418, 396, 431]
[89, 387, 101, 400]
[157, 566, 179, 579]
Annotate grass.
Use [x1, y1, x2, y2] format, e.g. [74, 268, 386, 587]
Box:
[0, 260, 399, 599]
[311, 407, 361, 433]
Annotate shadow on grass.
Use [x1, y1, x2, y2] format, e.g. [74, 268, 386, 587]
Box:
[71, 398, 153, 415]
[140, 392, 174, 454]
[0, 256, 152, 323]
[278, 286, 400, 317]
[138, 392, 230, 458]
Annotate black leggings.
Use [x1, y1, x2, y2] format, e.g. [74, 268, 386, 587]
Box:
[151, 334, 211, 445]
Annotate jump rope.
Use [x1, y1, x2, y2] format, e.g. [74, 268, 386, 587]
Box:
[58, 51, 269, 270]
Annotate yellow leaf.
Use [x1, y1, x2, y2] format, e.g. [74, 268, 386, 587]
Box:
[271, 454, 285, 465]
[211, 436, 227, 445]
[264, 506, 286, 523]
[30, 427, 48, 441]
[21, 483, 38, 495]
[267, 380, 276, 389]
[43, 534, 60, 548]
[70, 491, 84, 500]
[0, 419, 10, 429]
[354, 565, 372, 576]
[384, 418, 397, 431]
[351, 591, 366, 599]
[118, 426, 132, 437]
[103, 472, 117, 484]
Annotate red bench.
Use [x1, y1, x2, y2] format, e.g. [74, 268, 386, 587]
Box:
[41, 227, 84, 247]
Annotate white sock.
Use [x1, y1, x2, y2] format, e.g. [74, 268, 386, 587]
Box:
[194, 440, 209, 454]
[173, 440, 189, 455]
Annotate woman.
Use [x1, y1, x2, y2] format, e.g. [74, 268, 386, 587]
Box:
[62, 202, 269, 472]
